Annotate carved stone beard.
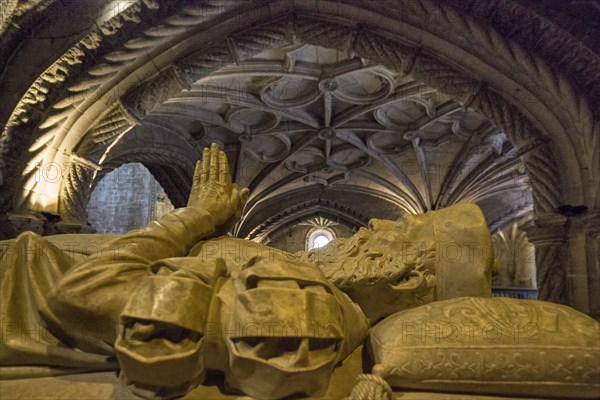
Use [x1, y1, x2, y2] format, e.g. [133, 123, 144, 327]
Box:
[311, 237, 403, 285]
[305, 234, 437, 324]
[310, 234, 433, 284]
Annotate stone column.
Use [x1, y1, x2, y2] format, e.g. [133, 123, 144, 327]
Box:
[587, 220, 600, 320]
[521, 214, 569, 305]
[523, 211, 600, 319]
[568, 211, 600, 319]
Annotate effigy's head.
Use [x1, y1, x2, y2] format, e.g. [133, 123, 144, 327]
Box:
[318, 216, 430, 284]
[310, 203, 495, 324]
[223, 251, 368, 399]
[310, 215, 436, 324]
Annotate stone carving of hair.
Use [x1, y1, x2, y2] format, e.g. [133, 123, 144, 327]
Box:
[305, 232, 437, 299]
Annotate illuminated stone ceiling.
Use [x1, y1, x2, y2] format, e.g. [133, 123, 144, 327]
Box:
[106, 44, 531, 236]
[0, 0, 597, 245]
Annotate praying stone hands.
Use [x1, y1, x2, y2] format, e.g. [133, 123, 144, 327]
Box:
[187, 143, 249, 232]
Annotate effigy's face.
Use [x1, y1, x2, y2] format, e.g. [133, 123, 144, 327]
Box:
[317, 215, 436, 323]
[224, 253, 367, 399]
[348, 217, 413, 269]
[324, 214, 432, 285]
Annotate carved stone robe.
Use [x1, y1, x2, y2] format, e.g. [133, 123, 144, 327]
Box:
[0, 207, 368, 399]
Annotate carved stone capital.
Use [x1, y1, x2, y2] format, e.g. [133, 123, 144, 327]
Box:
[569, 210, 600, 237]
[77, 101, 138, 158]
[520, 213, 569, 245]
[121, 65, 192, 121]
[520, 213, 570, 305]
[53, 220, 95, 235]
[522, 210, 600, 241]
[1, 211, 96, 238]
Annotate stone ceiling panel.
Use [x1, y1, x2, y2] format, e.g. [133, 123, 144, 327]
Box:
[107, 43, 534, 234]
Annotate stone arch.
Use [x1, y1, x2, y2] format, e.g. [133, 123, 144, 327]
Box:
[58, 117, 200, 221]
[1, 0, 598, 312]
[240, 196, 369, 243]
[4, 1, 598, 216]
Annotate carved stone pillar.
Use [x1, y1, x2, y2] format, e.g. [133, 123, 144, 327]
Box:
[523, 211, 600, 318]
[521, 214, 569, 305]
[588, 221, 600, 320]
[568, 211, 600, 320]
[58, 157, 99, 233]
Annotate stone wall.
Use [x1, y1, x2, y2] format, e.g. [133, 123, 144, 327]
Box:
[86, 163, 171, 234]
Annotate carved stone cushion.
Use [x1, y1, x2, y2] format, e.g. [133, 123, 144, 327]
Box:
[369, 297, 600, 399]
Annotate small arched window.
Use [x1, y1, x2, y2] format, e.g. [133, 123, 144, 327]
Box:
[307, 228, 335, 250]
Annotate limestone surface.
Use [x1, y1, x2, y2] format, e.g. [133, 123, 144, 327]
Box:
[369, 297, 600, 399]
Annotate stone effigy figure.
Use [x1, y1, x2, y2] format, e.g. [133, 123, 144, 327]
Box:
[0, 144, 492, 398]
[3, 144, 357, 399]
[5, 144, 596, 399]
